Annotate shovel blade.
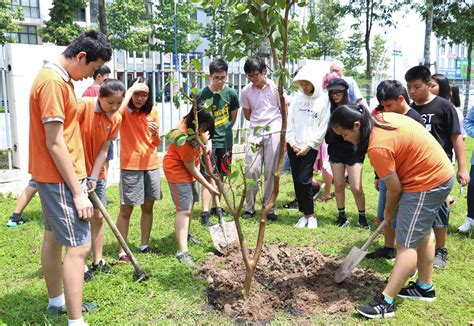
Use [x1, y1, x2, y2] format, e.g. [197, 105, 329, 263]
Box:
[209, 221, 239, 253]
[334, 246, 367, 283]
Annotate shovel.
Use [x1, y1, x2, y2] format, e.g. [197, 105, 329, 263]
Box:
[334, 220, 387, 283]
[89, 191, 149, 282]
[209, 213, 239, 254]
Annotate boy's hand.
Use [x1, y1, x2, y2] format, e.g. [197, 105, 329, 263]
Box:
[209, 185, 220, 197]
[73, 193, 93, 221]
[296, 145, 310, 156]
[87, 179, 97, 192]
[457, 167, 470, 187]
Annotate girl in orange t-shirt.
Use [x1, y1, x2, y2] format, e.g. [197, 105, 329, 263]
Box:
[163, 109, 219, 267]
[116, 78, 161, 261]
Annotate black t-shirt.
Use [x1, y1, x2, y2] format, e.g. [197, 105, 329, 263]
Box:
[405, 108, 425, 127]
[411, 96, 460, 160]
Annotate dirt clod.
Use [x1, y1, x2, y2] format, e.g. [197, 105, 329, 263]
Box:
[196, 243, 385, 322]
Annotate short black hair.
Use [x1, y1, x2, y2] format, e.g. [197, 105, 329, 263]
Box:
[127, 77, 153, 115]
[209, 58, 228, 75]
[376, 80, 410, 103]
[99, 78, 125, 98]
[63, 30, 112, 64]
[93, 65, 111, 80]
[244, 57, 266, 74]
[404, 65, 431, 84]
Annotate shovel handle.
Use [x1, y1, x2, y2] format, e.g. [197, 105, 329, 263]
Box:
[360, 220, 387, 251]
[89, 191, 145, 276]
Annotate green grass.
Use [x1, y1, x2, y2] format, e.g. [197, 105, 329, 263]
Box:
[1, 140, 473, 325]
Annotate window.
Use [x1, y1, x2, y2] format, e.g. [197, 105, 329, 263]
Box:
[7, 25, 38, 44]
[90, 0, 99, 23]
[75, 8, 86, 22]
[11, 0, 40, 18]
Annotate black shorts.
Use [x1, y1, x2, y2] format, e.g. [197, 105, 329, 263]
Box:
[200, 147, 233, 177]
[329, 152, 365, 166]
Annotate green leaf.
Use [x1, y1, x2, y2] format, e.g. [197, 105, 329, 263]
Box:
[229, 170, 239, 180]
[260, 3, 270, 12]
[245, 179, 257, 191]
[192, 87, 198, 95]
[253, 126, 263, 136]
[191, 58, 201, 71]
[204, 97, 214, 108]
[187, 128, 195, 135]
[174, 134, 187, 146]
[173, 94, 181, 110]
[165, 128, 177, 141]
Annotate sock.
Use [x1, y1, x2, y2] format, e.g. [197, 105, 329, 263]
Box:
[93, 259, 105, 267]
[359, 210, 366, 219]
[383, 296, 394, 305]
[338, 207, 346, 217]
[48, 293, 65, 307]
[68, 316, 87, 326]
[84, 265, 89, 272]
[118, 252, 127, 258]
[139, 244, 149, 252]
[416, 281, 432, 290]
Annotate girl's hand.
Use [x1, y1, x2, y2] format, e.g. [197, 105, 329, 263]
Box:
[296, 145, 311, 156]
[292, 144, 300, 154]
[128, 81, 149, 95]
[208, 185, 220, 197]
[148, 121, 159, 135]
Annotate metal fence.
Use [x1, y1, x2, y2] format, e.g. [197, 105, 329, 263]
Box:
[0, 46, 13, 169]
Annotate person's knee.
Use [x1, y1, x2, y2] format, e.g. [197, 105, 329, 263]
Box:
[333, 182, 345, 192]
[351, 187, 364, 197]
[91, 212, 104, 226]
[66, 243, 91, 259]
[119, 205, 133, 218]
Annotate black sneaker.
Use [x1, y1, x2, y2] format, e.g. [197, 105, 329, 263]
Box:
[335, 215, 348, 227]
[6, 214, 26, 227]
[433, 247, 447, 269]
[366, 247, 396, 259]
[397, 281, 436, 301]
[200, 211, 211, 226]
[283, 199, 299, 209]
[91, 260, 114, 274]
[242, 211, 255, 219]
[187, 233, 201, 244]
[210, 207, 227, 217]
[355, 293, 395, 319]
[84, 269, 94, 282]
[267, 212, 278, 221]
[358, 216, 369, 229]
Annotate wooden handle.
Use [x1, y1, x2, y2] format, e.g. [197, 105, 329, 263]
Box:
[360, 220, 387, 251]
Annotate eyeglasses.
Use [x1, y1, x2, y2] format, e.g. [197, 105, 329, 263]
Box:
[212, 76, 227, 82]
[132, 92, 149, 99]
[246, 72, 261, 80]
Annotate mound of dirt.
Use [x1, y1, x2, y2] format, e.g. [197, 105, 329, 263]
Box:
[196, 243, 386, 322]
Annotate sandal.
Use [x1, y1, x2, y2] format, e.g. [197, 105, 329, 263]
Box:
[317, 194, 333, 202]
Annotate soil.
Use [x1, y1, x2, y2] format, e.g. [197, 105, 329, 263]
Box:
[196, 243, 386, 323]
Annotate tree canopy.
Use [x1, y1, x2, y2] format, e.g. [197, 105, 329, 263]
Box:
[0, 0, 24, 45]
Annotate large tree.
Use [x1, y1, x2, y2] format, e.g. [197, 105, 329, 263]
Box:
[39, 0, 86, 45]
[0, 0, 24, 45]
[432, 0, 473, 114]
[201, 1, 235, 57]
[150, 1, 202, 54]
[342, 26, 364, 77]
[107, 0, 151, 52]
[337, 0, 407, 102]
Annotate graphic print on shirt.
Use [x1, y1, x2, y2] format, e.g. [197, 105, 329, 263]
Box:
[420, 113, 435, 132]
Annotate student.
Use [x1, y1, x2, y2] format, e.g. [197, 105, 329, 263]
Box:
[6, 180, 37, 227]
[458, 105, 474, 233]
[77, 79, 124, 281]
[28, 30, 112, 325]
[163, 108, 219, 267]
[197, 58, 239, 226]
[329, 59, 369, 108]
[82, 65, 114, 185]
[367, 80, 425, 260]
[116, 77, 162, 261]
[287, 65, 330, 229]
[240, 57, 286, 221]
[405, 65, 470, 269]
[325, 78, 368, 228]
[329, 105, 454, 319]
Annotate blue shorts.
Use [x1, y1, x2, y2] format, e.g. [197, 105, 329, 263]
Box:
[106, 142, 114, 161]
[92, 179, 107, 209]
[37, 180, 91, 247]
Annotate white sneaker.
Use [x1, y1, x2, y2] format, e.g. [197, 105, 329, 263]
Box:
[307, 216, 318, 229]
[458, 217, 474, 233]
[295, 217, 308, 228]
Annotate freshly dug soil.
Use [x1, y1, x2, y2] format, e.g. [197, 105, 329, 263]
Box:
[196, 243, 386, 322]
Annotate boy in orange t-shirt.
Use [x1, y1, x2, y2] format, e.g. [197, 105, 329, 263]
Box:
[163, 109, 219, 267]
[28, 31, 112, 325]
[77, 79, 124, 281]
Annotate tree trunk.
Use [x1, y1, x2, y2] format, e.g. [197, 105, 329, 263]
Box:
[98, 0, 107, 35]
[464, 41, 472, 115]
[364, 0, 372, 105]
[423, 0, 433, 68]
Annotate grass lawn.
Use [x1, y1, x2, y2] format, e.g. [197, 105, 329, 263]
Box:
[1, 139, 473, 325]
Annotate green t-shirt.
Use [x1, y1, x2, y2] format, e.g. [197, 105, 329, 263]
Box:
[197, 86, 239, 149]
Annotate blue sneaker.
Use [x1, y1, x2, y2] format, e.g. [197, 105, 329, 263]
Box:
[6, 214, 26, 227]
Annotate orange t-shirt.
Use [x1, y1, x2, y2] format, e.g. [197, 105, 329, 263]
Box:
[119, 106, 161, 170]
[368, 113, 453, 192]
[77, 97, 122, 179]
[28, 63, 86, 183]
[163, 125, 206, 183]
